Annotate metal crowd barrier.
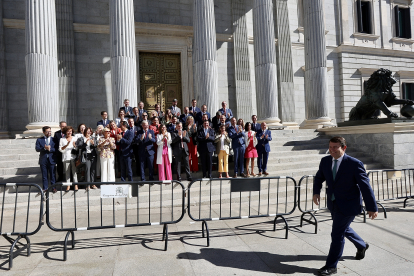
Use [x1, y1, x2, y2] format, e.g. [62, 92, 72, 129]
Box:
[368, 169, 414, 213]
[0, 183, 44, 269]
[187, 177, 297, 246]
[46, 180, 185, 260]
[297, 175, 367, 234]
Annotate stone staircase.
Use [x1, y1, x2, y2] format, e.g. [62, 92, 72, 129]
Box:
[0, 129, 385, 184]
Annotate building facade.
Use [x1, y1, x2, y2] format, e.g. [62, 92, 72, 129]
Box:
[1, 0, 414, 136]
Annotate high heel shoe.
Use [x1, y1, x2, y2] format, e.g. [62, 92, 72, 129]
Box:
[251, 172, 256, 177]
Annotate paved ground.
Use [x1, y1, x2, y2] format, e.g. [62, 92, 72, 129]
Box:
[0, 200, 413, 276]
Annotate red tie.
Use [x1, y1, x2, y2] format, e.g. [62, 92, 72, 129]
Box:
[144, 131, 147, 139]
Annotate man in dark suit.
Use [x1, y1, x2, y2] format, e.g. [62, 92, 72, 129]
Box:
[197, 114, 211, 131]
[135, 120, 156, 181]
[197, 120, 215, 178]
[211, 111, 222, 131]
[119, 99, 134, 118]
[195, 104, 211, 126]
[35, 126, 57, 193]
[251, 115, 261, 132]
[97, 111, 110, 128]
[53, 121, 66, 182]
[168, 98, 181, 116]
[256, 122, 272, 176]
[214, 114, 230, 133]
[313, 136, 378, 276]
[116, 121, 134, 181]
[171, 122, 192, 181]
[136, 101, 147, 122]
[218, 101, 233, 122]
[228, 117, 246, 178]
[189, 98, 201, 119]
[179, 106, 191, 125]
[167, 116, 178, 133]
[154, 103, 165, 124]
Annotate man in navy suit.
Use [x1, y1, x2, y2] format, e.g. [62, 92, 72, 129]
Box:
[116, 121, 134, 181]
[35, 126, 57, 193]
[228, 117, 246, 178]
[136, 101, 147, 122]
[313, 136, 378, 276]
[197, 120, 215, 178]
[119, 99, 134, 118]
[179, 106, 191, 125]
[97, 111, 110, 128]
[251, 115, 261, 132]
[218, 101, 233, 122]
[171, 122, 192, 181]
[135, 120, 156, 181]
[167, 116, 178, 132]
[189, 99, 201, 119]
[53, 121, 66, 182]
[256, 122, 272, 176]
[195, 104, 211, 126]
[168, 98, 181, 116]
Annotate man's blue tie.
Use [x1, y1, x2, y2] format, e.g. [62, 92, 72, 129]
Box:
[331, 159, 338, 201]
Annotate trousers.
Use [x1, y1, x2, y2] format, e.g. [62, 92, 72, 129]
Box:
[218, 150, 228, 173]
[100, 157, 115, 182]
[63, 160, 78, 183]
[158, 154, 172, 181]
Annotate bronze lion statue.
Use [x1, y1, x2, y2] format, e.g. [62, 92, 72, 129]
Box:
[349, 68, 414, 120]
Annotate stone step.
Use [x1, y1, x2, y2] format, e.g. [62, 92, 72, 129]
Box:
[0, 166, 40, 175]
[0, 139, 36, 146]
[271, 138, 331, 146]
[0, 154, 39, 161]
[0, 160, 38, 168]
[0, 174, 42, 183]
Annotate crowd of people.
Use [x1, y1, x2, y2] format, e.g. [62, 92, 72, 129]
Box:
[35, 98, 272, 192]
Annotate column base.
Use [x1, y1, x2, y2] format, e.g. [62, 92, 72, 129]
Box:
[300, 117, 336, 129]
[0, 131, 12, 139]
[281, 122, 300, 130]
[23, 122, 59, 138]
[258, 117, 282, 126]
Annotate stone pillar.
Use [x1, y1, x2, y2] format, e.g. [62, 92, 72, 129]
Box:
[110, 0, 137, 118]
[301, 0, 334, 129]
[0, 0, 9, 138]
[25, 0, 59, 136]
[231, 0, 254, 120]
[193, 0, 219, 114]
[253, 0, 281, 126]
[274, 0, 298, 128]
[56, 0, 76, 126]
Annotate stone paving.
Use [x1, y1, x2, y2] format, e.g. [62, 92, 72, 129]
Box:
[0, 201, 413, 275]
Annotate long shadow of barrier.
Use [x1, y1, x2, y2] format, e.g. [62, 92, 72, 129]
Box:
[46, 180, 185, 260]
[0, 183, 44, 270]
[187, 177, 297, 246]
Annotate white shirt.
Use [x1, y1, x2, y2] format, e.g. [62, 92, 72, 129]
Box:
[83, 136, 92, 153]
[44, 136, 51, 146]
[220, 134, 226, 150]
[331, 154, 345, 173]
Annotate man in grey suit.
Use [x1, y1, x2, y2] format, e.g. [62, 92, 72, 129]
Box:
[169, 98, 181, 116]
[171, 122, 192, 181]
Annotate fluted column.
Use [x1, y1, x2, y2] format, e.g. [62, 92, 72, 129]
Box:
[193, 0, 219, 114]
[301, 0, 334, 129]
[253, 0, 281, 125]
[56, 0, 76, 126]
[0, 0, 9, 138]
[110, 0, 137, 117]
[25, 0, 59, 135]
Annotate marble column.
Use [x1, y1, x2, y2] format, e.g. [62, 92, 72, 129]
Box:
[25, 0, 59, 136]
[110, 0, 137, 118]
[231, 0, 254, 121]
[56, 0, 76, 126]
[301, 0, 334, 129]
[253, 0, 281, 125]
[193, 0, 219, 114]
[274, 0, 297, 128]
[0, 0, 9, 138]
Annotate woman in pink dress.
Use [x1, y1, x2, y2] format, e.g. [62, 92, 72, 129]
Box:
[244, 122, 258, 177]
[156, 124, 172, 181]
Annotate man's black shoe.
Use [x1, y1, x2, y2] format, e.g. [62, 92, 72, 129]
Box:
[177, 177, 182, 181]
[356, 243, 369, 260]
[318, 266, 337, 276]
[187, 178, 193, 182]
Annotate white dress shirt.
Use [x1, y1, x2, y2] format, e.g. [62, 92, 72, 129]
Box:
[220, 134, 226, 150]
[331, 154, 345, 173]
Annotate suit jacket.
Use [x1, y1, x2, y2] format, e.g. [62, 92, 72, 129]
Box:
[53, 130, 64, 151]
[97, 119, 110, 127]
[195, 112, 211, 126]
[228, 125, 246, 149]
[171, 130, 190, 157]
[179, 113, 191, 125]
[218, 108, 233, 121]
[116, 129, 134, 157]
[214, 133, 231, 154]
[313, 154, 378, 216]
[120, 106, 134, 117]
[76, 137, 98, 160]
[251, 123, 261, 132]
[135, 129, 156, 156]
[166, 123, 177, 133]
[169, 106, 181, 116]
[211, 116, 221, 131]
[189, 106, 201, 116]
[36, 137, 56, 165]
[256, 128, 272, 153]
[197, 127, 215, 153]
[214, 121, 230, 133]
[136, 108, 147, 121]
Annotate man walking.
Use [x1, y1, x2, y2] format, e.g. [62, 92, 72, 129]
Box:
[313, 136, 378, 276]
[35, 126, 57, 193]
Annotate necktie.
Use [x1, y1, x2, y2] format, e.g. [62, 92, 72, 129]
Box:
[45, 137, 49, 146]
[331, 159, 338, 201]
[144, 130, 147, 139]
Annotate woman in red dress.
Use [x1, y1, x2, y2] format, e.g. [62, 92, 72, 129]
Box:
[244, 122, 258, 177]
[186, 116, 199, 172]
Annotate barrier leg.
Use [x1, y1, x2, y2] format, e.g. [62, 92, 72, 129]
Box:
[376, 202, 387, 219]
[201, 220, 210, 247]
[3, 235, 30, 270]
[273, 215, 289, 239]
[300, 212, 318, 234]
[63, 231, 75, 261]
[162, 224, 168, 251]
[404, 196, 414, 208]
[361, 207, 367, 223]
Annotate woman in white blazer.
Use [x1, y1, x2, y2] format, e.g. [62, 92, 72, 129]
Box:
[59, 126, 79, 191]
[156, 124, 173, 181]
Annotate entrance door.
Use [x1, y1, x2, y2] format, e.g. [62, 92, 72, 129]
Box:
[139, 53, 182, 114]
